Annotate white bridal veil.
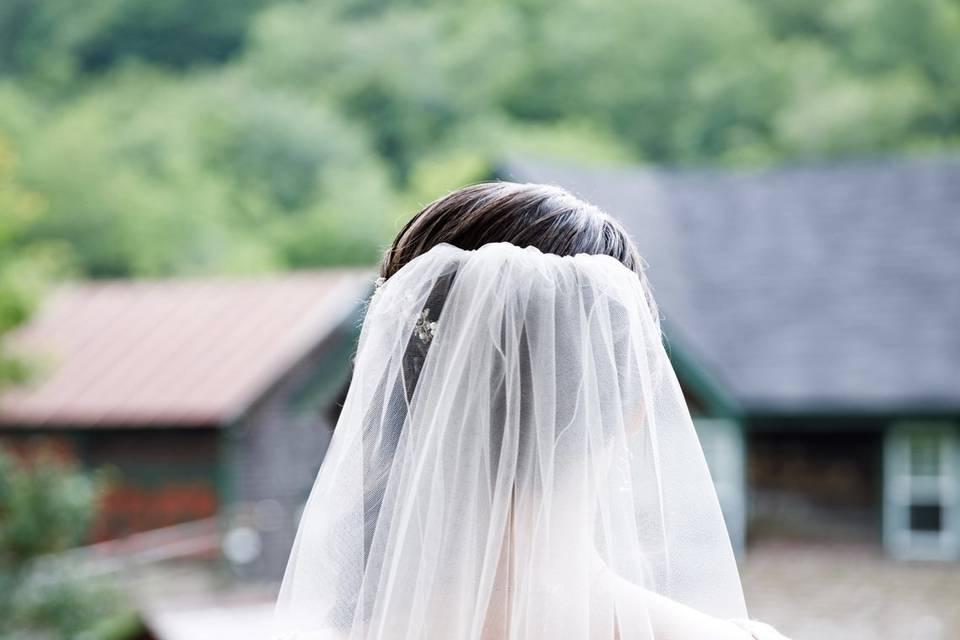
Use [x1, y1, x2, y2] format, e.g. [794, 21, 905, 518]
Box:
[275, 241, 748, 639]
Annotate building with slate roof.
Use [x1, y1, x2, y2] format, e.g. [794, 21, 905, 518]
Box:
[0, 269, 372, 578]
[496, 155, 960, 560]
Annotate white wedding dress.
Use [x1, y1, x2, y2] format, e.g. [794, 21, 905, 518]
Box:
[274, 242, 786, 640]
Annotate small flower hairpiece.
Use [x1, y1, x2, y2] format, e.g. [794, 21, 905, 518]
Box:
[414, 308, 437, 343]
[373, 276, 436, 343]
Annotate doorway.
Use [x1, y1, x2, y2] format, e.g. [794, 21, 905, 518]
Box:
[748, 429, 883, 545]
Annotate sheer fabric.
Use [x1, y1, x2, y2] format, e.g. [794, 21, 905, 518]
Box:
[274, 242, 747, 639]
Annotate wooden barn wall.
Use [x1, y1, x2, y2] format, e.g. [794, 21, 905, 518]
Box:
[0, 428, 221, 541]
[225, 322, 357, 579]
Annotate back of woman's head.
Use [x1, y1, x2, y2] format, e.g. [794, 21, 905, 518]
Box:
[380, 182, 652, 301]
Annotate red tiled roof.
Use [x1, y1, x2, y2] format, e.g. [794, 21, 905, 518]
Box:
[0, 270, 372, 428]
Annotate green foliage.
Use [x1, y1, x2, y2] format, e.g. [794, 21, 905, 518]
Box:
[9, 68, 395, 276]
[0, 0, 958, 278]
[0, 445, 125, 639]
[245, 1, 522, 183]
[0, 448, 106, 564]
[5, 568, 120, 639]
[0, 134, 65, 387]
[0, 0, 272, 82]
[75, 0, 272, 71]
[772, 45, 932, 157]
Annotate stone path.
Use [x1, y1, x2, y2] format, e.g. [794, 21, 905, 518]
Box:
[741, 542, 960, 640]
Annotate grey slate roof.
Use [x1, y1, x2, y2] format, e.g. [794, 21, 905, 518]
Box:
[496, 155, 960, 414]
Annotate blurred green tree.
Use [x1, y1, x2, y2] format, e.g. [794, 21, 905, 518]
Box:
[245, 1, 523, 183]
[76, 0, 272, 70]
[0, 133, 64, 386]
[1, 0, 959, 277]
[0, 0, 274, 83]
[0, 445, 127, 639]
[0, 135, 143, 638]
[10, 69, 396, 277]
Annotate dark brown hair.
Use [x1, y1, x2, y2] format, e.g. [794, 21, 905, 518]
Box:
[380, 181, 644, 278]
[379, 181, 657, 319]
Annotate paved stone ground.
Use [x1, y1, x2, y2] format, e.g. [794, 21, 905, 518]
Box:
[124, 542, 960, 640]
[741, 542, 960, 640]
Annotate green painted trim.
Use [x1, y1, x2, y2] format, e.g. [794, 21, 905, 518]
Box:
[664, 334, 742, 419]
[748, 408, 960, 422]
[288, 320, 363, 418]
[319, 330, 360, 404]
[281, 299, 367, 436]
[747, 414, 960, 434]
[215, 422, 235, 511]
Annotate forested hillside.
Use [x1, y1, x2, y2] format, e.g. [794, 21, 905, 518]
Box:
[2, 0, 958, 278]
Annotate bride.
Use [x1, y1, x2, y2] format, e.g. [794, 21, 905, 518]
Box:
[274, 182, 789, 639]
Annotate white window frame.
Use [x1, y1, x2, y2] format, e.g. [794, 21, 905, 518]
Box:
[883, 422, 960, 561]
[694, 417, 746, 555]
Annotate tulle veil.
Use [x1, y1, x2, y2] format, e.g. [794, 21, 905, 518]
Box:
[274, 241, 747, 639]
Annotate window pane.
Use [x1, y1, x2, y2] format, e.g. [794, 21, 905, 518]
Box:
[909, 504, 942, 532]
[909, 434, 941, 477]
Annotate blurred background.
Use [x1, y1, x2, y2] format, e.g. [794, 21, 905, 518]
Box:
[0, 0, 958, 638]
